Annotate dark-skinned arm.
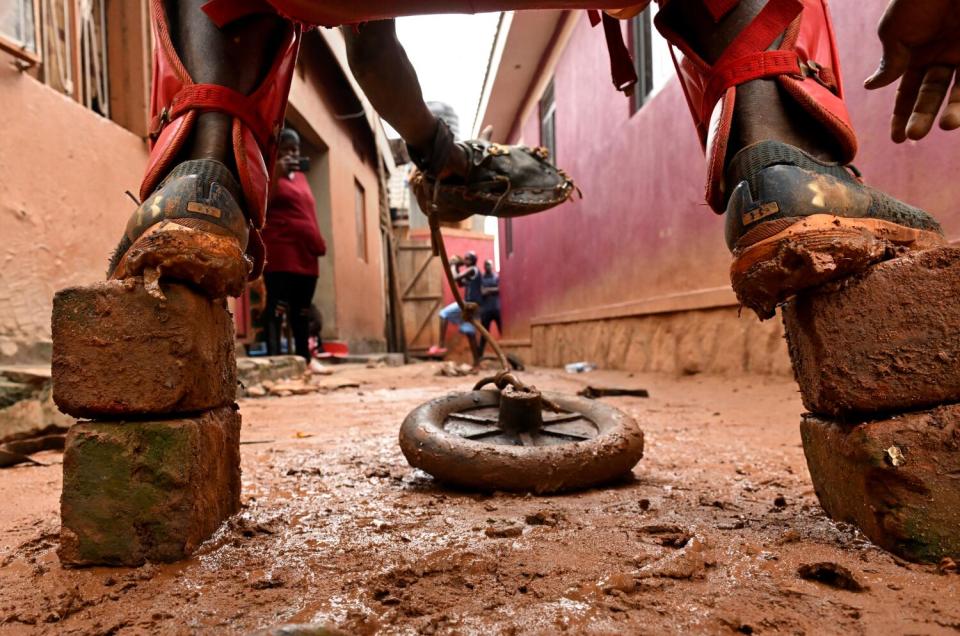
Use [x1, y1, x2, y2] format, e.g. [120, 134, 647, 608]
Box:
[454, 266, 479, 285]
[482, 283, 499, 297]
[342, 20, 468, 176]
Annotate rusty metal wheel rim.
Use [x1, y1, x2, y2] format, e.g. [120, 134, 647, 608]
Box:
[399, 390, 645, 494]
[443, 397, 600, 448]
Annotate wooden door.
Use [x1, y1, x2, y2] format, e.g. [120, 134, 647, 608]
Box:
[397, 241, 442, 353]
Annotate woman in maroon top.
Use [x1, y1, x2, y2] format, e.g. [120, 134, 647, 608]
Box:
[261, 128, 327, 360]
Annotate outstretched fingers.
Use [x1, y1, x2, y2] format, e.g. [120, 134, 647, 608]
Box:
[892, 69, 924, 143]
[906, 65, 957, 140]
[939, 70, 960, 131]
[865, 8, 911, 90]
[865, 41, 911, 90]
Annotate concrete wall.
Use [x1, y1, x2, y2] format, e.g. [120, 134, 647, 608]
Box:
[288, 59, 387, 353]
[532, 306, 792, 376]
[303, 146, 338, 340]
[1, 40, 389, 361]
[0, 54, 148, 363]
[497, 3, 960, 375]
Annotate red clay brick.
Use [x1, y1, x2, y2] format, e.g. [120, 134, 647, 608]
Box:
[59, 406, 241, 566]
[52, 278, 236, 417]
[801, 405, 960, 563]
[783, 247, 960, 417]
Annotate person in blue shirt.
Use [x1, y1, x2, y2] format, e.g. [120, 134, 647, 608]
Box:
[428, 252, 483, 365]
[479, 260, 501, 357]
[460, 251, 483, 306]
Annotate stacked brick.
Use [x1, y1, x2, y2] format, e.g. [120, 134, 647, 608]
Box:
[782, 247, 960, 562]
[52, 278, 241, 566]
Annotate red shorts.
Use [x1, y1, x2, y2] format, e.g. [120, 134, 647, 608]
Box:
[264, 1, 646, 26]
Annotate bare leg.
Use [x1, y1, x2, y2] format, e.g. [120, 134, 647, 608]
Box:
[343, 20, 469, 177]
[168, 0, 286, 168]
[341, 2, 843, 179]
[108, 0, 302, 297]
[660, 0, 943, 319]
[669, 0, 842, 163]
[437, 318, 449, 350]
[466, 334, 482, 367]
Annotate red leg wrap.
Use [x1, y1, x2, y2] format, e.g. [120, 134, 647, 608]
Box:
[143, 0, 301, 278]
[654, 0, 857, 212]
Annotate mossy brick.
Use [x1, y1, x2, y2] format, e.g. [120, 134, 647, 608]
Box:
[783, 247, 960, 417]
[801, 404, 960, 563]
[52, 278, 236, 417]
[58, 406, 241, 566]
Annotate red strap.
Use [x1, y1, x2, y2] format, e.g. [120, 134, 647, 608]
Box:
[704, 0, 740, 22]
[702, 51, 801, 115]
[155, 84, 274, 151]
[601, 13, 639, 94]
[202, 0, 275, 28]
[699, 0, 803, 116]
[588, 11, 639, 95]
[715, 0, 802, 67]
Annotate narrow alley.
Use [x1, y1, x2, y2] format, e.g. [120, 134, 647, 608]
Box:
[2, 364, 957, 634]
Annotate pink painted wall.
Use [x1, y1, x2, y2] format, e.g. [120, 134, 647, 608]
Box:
[440, 232, 497, 357]
[406, 228, 496, 306]
[831, 5, 960, 233]
[498, 3, 960, 341]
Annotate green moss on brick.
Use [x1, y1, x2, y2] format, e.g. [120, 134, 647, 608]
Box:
[59, 409, 241, 566]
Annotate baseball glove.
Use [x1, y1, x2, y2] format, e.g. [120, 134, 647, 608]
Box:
[408, 122, 577, 223]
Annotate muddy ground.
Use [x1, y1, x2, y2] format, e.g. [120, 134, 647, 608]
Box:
[1, 363, 958, 635]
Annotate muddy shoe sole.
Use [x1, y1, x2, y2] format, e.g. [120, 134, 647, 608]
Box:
[109, 159, 252, 300]
[730, 214, 945, 319]
[111, 220, 251, 300]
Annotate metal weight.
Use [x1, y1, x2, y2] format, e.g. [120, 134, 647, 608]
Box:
[399, 389, 644, 494]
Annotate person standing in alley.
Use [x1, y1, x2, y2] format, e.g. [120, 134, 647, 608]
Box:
[261, 128, 327, 361]
[429, 252, 483, 365]
[479, 259, 501, 357]
[460, 251, 483, 309]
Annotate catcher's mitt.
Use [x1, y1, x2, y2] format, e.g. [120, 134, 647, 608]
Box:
[409, 122, 577, 223]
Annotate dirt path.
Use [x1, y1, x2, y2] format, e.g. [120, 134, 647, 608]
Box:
[1, 363, 958, 635]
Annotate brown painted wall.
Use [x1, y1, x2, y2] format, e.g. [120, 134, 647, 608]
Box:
[0, 54, 148, 363]
[288, 60, 387, 352]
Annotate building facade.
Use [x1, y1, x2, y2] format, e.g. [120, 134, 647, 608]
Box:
[0, 2, 393, 362]
[476, 5, 960, 375]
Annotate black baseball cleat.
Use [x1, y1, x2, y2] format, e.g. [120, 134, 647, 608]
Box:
[725, 141, 944, 318]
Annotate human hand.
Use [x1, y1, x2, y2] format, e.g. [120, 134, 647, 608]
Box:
[864, 0, 960, 142]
